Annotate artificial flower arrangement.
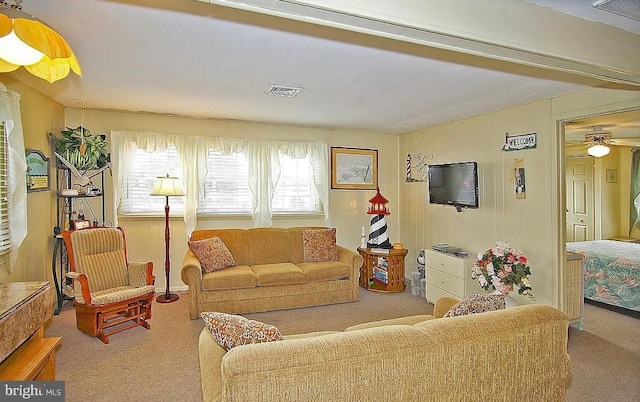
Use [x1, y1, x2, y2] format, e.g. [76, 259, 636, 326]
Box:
[471, 241, 535, 299]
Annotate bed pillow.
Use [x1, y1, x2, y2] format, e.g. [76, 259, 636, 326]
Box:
[200, 312, 282, 351]
[444, 294, 506, 317]
[302, 228, 339, 262]
[188, 236, 236, 273]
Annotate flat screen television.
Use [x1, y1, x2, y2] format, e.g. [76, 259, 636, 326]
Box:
[428, 161, 479, 211]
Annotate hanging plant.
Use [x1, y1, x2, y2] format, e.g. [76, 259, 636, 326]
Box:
[50, 126, 110, 170]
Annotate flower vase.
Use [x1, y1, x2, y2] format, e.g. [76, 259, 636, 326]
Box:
[504, 294, 518, 308]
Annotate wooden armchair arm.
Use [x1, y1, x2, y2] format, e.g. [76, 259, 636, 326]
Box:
[65, 271, 92, 305]
[128, 262, 155, 286]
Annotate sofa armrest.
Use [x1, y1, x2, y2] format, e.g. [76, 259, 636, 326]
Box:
[433, 297, 459, 318]
[336, 245, 363, 274]
[199, 328, 225, 402]
[181, 250, 204, 319]
[337, 245, 363, 301]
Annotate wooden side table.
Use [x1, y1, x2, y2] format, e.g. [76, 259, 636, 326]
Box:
[357, 247, 408, 293]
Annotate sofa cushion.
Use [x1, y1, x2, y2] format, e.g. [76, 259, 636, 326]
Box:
[201, 312, 282, 351]
[202, 265, 257, 291]
[247, 228, 291, 265]
[287, 226, 329, 263]
[444, 293, 506, 317]
[251, 263, 306, 286]
[297, 261, 351, 282]
[302, 228, 339, 262]
[189, 236, 236, 273]
[190, 229, 250, 266]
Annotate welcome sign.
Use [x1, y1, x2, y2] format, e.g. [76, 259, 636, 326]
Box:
[502, 132, 537, 151]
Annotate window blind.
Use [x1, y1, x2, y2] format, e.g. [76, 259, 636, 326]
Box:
[121, 147, 320, 215]
[272, 154, 319, 213]
[122, 147, 185, 213]
[0, 122, 11, 262]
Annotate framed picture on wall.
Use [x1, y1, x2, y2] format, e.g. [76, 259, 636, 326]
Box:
[25, 149, 50, 192]
[606, 169, 618, 183]
[331, 147, 378, 190]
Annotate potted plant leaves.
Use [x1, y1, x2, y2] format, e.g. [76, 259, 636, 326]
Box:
[50, 126, 110, 171]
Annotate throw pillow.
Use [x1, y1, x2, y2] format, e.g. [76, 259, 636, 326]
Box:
[188, 236, 236, 273]
[444, 294, 506, 317]
[302, 228, 339, 262]
[200, 312, 282, 351]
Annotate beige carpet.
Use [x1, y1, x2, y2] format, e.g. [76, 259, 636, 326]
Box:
[45, 289, 640, 402]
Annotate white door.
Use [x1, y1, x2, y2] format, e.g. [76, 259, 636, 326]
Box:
[566, 157, 594, 242]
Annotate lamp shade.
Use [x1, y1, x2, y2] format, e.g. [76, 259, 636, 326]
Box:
[587, 144, 610, 158]
[0, 6, 82, 83]
[150, 175, 185, 197]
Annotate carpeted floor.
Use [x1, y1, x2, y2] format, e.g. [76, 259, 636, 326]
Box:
[45, 288, 640, 402]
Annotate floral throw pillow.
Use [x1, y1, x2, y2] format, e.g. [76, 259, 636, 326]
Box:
[188, 236, 236, 273]
[302, 228, 339, 262]
[200, 312, 283, 351]
[444, 294, 506, 317]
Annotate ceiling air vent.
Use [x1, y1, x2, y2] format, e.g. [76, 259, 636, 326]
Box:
[593, 0, 640, 22]
[266, 84, 302, 98]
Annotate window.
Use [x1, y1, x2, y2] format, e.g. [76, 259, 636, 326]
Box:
[198, 150, 252, 214]
[0, 122, 10, 266]
[272, 155, 319, 213]
[121, 147, 184, 213]
[121, 147, 321, 215]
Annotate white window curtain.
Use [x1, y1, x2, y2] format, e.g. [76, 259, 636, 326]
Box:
[0, 83, 27, 273]
[111, 131, 330, 235]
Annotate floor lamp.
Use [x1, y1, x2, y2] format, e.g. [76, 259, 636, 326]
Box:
[151, 175, 185, 303]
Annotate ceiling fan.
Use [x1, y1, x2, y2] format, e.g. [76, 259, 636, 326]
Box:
[566, 125, 640, 157]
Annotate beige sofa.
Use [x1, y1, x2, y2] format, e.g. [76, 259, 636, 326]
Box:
[180, 227, 363, 319]
[199, 299, 572, 401]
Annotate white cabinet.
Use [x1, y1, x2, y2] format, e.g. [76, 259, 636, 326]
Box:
[425, 249, 482, 303]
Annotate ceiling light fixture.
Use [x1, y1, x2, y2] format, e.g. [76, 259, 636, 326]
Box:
[585, 126, 611, 158]
[587, 143, 611, 157]
[0, 0, 81, 83]
[586, 126, 612, 157]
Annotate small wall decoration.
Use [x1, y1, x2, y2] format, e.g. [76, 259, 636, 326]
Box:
[606, 169, 618, 183]
[331, 147, 378, 190]
[512, 159, 526, 199]
[502, 132, 537, 151]
[405, 152, 432, 182]
[25, 149, 50, 192]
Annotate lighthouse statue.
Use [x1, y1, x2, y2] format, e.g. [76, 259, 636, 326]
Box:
[367, 187, 392, 249]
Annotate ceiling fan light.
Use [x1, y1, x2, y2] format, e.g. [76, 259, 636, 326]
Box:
[588, 144, 610, 157]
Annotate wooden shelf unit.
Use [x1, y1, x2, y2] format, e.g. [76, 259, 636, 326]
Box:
[358, 247, 408, 293]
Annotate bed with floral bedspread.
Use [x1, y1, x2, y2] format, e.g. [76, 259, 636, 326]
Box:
[566, 240, 640, 312]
